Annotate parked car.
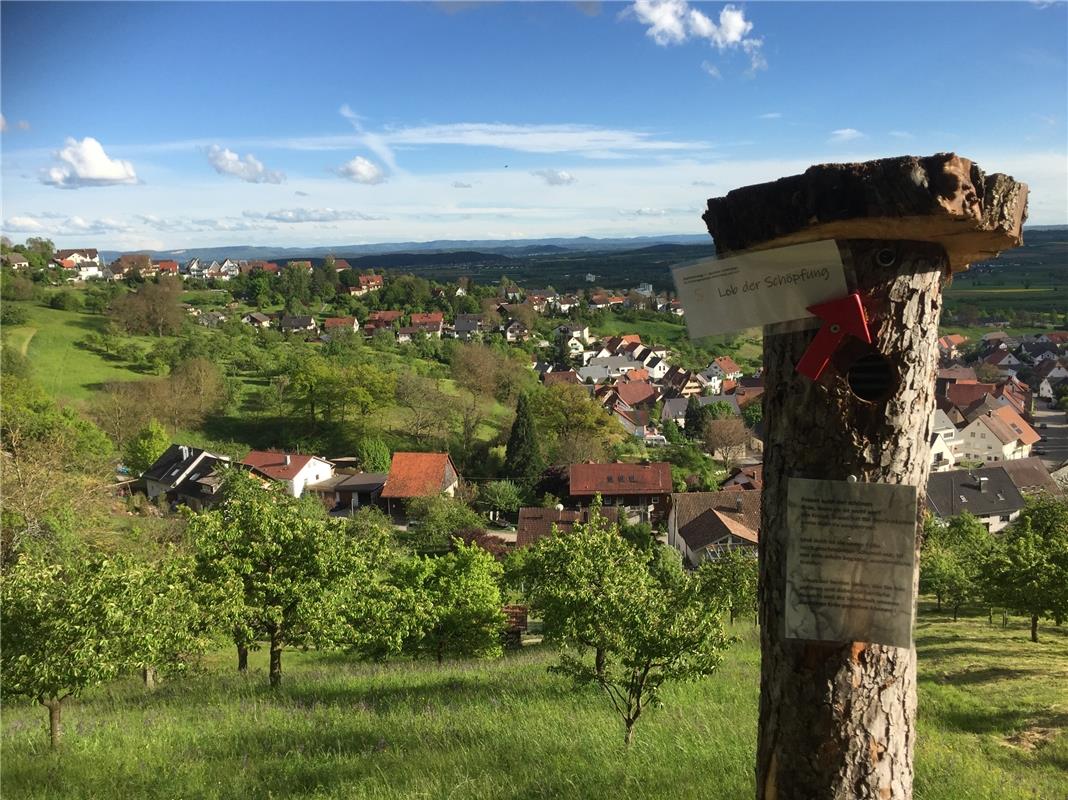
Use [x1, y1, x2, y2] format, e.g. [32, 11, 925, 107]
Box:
[1034, 447, 1048, 455]
[1039, 422, 1048, 429]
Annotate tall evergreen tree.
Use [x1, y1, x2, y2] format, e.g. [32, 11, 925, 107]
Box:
[684, 395, 706, 439]
[504, 392, 544, 486]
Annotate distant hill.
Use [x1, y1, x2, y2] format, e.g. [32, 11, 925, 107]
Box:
[99, 234, 712, 264]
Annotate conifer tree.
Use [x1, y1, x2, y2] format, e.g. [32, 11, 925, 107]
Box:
[504, 392, 544, 486]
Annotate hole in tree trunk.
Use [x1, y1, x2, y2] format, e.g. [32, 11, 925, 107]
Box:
[847, 352, 895, 402]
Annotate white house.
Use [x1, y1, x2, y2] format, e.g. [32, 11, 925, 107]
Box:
[703, 356, 743, 382]
[242, 451, 335, 497]
[930, 409, 962, 472]
[958, 404, 1039, 464]
[667, 491, 760, 567]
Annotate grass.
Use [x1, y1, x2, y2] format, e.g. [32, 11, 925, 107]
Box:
[2, 609, 1064, 799]
[0, 303, 155, 404]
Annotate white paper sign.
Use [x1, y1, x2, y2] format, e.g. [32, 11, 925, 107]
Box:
[672, 239, 848, 338]
[785, 478, 918, 649]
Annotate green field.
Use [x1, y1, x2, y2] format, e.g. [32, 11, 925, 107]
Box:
[1, 302, 152, 403]
[2, 607, 1064, 800]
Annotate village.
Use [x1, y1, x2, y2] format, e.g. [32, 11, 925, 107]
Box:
[10, 245, 1066, 572]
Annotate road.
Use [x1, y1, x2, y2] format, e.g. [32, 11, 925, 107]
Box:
[1030, 402, 1068, 471]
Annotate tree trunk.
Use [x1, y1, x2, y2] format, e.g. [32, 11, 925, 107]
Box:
[624, 718, 636, 748]
[237, 643, 248, 673]
[595, 646, 606, 679]
[703, 153, 1026, 800]
[436, 640, 445, 665]
[269, 632, 283, 688]
[750, 239, 945, 799]
[936, 594, 942, 612]
[41, 698, 63, 750]
[1031, 614, 1039, 643]
[142, 666, 158, 690]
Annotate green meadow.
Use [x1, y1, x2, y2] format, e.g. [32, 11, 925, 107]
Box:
[2, 608, 1064, 800]
[2, 303, 153, 403]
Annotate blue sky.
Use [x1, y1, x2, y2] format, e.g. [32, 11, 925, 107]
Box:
[2, 1, 1066, 249]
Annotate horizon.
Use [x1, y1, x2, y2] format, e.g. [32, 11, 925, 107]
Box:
[2, 1, 1066, 250]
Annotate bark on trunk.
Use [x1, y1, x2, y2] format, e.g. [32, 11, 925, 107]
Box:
[703, 153, 1027, 800]
[624, 718, 636, 748]
[237, 643, 248, 673]
[269, 633, 283, 688]
[142, 666, 158, 690]
[1031, 614, 1039, 643]
[750, 239, 944, 800]
[42, 698, 63, 750]
[595, 647, 606, 679]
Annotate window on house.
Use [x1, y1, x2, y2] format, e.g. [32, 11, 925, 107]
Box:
[1000, 515, 1011, 522]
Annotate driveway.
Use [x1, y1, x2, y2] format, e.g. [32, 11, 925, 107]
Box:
[1030, 403, 1068, 471]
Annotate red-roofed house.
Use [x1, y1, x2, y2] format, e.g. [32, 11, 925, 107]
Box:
[515, 506, 620, 548]
[242, 450, 335, 497]
[153, 260, 180, 275]
[703, 356, 743, 381]
[364, 310, 403, 335]
[938, 333, 968, 359]
[323, 316, 359, 332]
[380, 452, 460, 513]
[568, 462, 672, 523]
[613, 380, 659, 409]
[945, 382, 997, 413]
[349, 274, 384, 296]
[409, 312, 444, 337]
[667, 490, 760, 566]
[542, 370, 582, 387]
[958, 403, 1040, 463]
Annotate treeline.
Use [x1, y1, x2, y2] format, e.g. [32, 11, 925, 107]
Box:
[920, 504, 1068, 641]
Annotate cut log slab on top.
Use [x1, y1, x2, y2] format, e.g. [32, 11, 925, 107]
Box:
[702, 153, 1028, 272]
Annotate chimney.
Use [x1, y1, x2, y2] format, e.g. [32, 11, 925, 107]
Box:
[978, 476, 989, 493]
[284, 454, 291, 467]
[736, 496, 743, 512]
[179, 445, 189, 461]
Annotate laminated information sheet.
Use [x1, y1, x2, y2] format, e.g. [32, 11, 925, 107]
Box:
[673, 239, 848, 337]
[785, 478, 918, 649]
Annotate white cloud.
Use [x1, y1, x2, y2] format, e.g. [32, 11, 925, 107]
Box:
[629, 1, 766, 71]
[630, 0, 689, 45]
[4, 214, 129, 235]
[532, 169, 576, 186]
[888, 130, 915, 140]
[337, 156, 386, 185]
[340, 105, 399, 174]
[452, 181, 473, 189]
[630, 207, 667, 216]
[828, 128, 864, 143]
[701, 60, 721, 79]
[41, 137, 139, 189]
[17, 120, 30, 131]
[4, 215, 44, 232]
[295, 190, 310, 197]
[759, 112, 782, 120]
[205, 145, 285, 183]
[243, 207, 381, 223]
[383, 122, 706, 156]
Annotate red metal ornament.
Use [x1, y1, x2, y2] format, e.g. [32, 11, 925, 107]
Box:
[795, 293, 872, 381]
